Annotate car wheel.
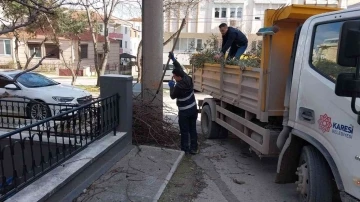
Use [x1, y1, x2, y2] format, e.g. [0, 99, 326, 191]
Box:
[27, 101, 51, 120]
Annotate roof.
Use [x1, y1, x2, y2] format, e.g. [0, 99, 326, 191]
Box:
[110, 16, 133, 26]
[120, 53, 136, 59]
[128, 18, 142, 22]
[78, 30, 118, 43]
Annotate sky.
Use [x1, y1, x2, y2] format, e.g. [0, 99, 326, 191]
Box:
[313, 21, 343, 48]
[114, 1, 141, 20]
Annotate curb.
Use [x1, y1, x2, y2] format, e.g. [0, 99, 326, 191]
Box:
[152, 150, 185, 202]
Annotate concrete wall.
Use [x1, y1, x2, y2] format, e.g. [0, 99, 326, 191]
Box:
[0, 138, 61, 182]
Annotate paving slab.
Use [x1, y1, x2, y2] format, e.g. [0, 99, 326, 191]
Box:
[75, 145, 184, 202]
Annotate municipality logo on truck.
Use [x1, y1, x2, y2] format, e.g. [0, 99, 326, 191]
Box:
[318, 114, 354, 139]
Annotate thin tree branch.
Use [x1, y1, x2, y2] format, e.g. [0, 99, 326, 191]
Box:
[0, 14, 38, 35]
[13, 53, 52, 81]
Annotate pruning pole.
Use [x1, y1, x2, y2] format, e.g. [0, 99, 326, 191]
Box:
[151, 18, 186, 102]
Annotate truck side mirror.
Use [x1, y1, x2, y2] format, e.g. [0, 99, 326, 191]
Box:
[336, 20, 360, 124]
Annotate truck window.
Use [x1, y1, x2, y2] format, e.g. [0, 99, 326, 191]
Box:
[310, 21, 356, 82]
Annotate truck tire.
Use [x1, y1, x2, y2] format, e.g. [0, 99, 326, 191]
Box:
[296, 145, 333, 202]
[201, 105, 228, 139]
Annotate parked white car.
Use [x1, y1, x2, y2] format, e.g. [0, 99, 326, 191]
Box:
[0, 70, 92, 120]
[163, 63, 187, 81]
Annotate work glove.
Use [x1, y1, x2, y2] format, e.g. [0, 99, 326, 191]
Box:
[168, 80, 175, 88]
[168, 52, 176, 61]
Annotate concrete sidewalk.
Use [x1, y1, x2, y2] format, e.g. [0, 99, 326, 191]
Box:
[74, 145, 184, 202]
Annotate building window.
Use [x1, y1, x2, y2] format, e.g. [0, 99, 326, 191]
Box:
[80, 44, 88, 59]
[221, 8, 227, 18]
[125, 27, 128, 34]
[196, 39, 202, 50]
[0, 40, 11, 55]
[255, 17, 261, 20]
[125, 41, 127, 48]
[99, 24, 104, 32]
[214, 8, 220, 18]
[45, 44, 59, 59]
[174, 38, 203, 52]
[237, 8, 242, 18]
[310, 21, 356, 82]
[28, 43, 41, 58]
[120, 40, 122, 48]
[230, 8, 236, 18]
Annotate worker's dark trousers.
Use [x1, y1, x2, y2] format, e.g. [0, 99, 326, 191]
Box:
[178, 106, 198, 152]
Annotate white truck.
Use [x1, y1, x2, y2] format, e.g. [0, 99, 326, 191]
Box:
[192, 5, 360, 201]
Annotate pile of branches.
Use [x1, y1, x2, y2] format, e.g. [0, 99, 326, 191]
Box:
[132, 90, 180, 149]
[190, 34, 262, 69]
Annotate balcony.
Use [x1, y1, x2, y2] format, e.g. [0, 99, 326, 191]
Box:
[109, 33, 123, 39]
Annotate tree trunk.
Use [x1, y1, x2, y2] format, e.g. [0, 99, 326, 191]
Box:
[14, 33, 22, 69]
[74, 37, 82, 84]
[99, 21, 110, 79]
[136, 40, 142, 83]
[93, 41, 100, 86]
[85, 6, 100, 87]
[60, 50, 76, 85]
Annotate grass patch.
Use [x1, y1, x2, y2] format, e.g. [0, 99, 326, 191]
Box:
[75, 85, 100, 92]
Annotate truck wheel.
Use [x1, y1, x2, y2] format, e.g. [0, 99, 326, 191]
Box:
[201, 105, 228, 139]
[296, 145, 333, 202]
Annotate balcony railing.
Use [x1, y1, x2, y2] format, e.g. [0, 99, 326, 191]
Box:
[0, 94, 119, 200]
[109, 33, 123, 39]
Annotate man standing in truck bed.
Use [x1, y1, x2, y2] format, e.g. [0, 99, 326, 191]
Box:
[214, 23, 248, 61]
[168, 52, 199, 155]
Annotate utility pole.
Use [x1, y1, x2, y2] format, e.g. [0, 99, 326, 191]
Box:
[141, 0, 164, 106]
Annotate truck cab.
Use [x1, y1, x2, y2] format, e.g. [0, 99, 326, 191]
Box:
[192, 5, 360, 201]
[279, 7, 360, 201]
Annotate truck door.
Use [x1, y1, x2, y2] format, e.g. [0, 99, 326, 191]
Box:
[295, 15, 360, 198]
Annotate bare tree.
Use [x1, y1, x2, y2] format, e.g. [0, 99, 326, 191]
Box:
[135, 0, 201, 83]
[0, 1, 74, 99]
[0, 0, 78, 35]
[82, 0, 122, 86]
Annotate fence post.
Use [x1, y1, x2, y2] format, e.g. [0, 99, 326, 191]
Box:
[99, 75, 133, 137]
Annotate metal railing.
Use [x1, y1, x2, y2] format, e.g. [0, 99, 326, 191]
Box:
[0, 94, 119, 201]
[0, 97, 98, 130]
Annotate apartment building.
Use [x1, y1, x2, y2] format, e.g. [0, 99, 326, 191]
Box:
[0, 10, 121, 74]
[128, 18, 142, 57]
[164, 0, 351, 65]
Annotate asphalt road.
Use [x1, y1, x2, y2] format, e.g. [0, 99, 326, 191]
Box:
[162, 92, 298, 202]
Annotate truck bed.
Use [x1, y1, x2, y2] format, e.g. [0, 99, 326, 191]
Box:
[193, 63, 285, 122]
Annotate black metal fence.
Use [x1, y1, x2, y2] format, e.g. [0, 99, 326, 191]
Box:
[0, 94, 119, 201]
[0, 96, 95, 130]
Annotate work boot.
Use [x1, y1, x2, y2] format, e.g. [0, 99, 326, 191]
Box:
[190, 148, 199, 155]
